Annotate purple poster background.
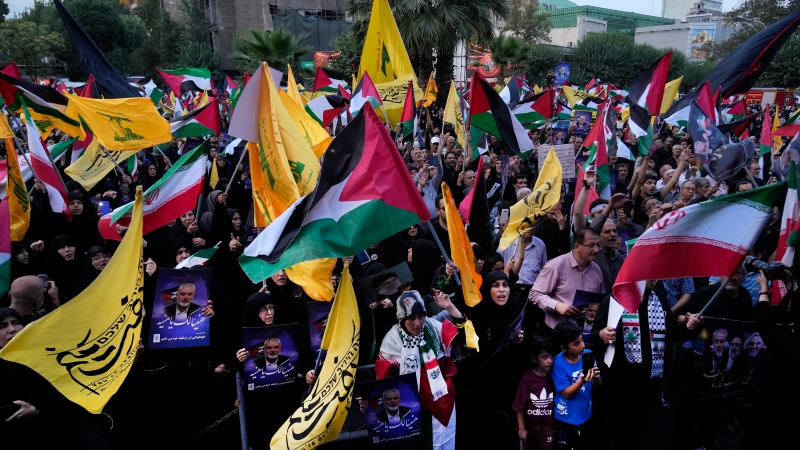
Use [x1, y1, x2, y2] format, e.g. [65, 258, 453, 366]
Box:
[361, 373, 422, 444]
[149, 268, 212, 349]
[242, 324, 300, 391]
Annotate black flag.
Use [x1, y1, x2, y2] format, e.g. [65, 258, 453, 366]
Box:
[54, 0, 140, 99]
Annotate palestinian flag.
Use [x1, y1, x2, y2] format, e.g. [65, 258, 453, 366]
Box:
[22, 102, 71, 218]
[239, 104, 430, 282]
[627, 51, 672, 116]
[775, 161, 800, 304]
[170, 99, 221, 138]
[718, 111, 761, 139]
[176, 247, 218, 269]
[0, 71, 83, 138]
[222, 75, 239, 98]
[759, 105, 774, 156]
[98, 141, 209, 240]
[0, 201, 9, 296]
[399, 81, 416, 143]
[75, 74, 98, 98]
[0, 62, 21, 79]
[663, 82, 717, 127]
[721, 99, 746, 123]
[627, 101, 653, 157]
[613, 182, 784, 313]
[499, 76, 522, 109]
[582, 101, 613, 199]
[467, 72, 534, 155]
[512, 88, 554, 130]
[312, 67, 348, 93]
[304, 94, 349, 128]
[349, 71, 382, 117]
[556, 101, 572, 120]
[775, 108, 800, 137]
[138, 77, 163, 106]
[157, 67, 213, 95]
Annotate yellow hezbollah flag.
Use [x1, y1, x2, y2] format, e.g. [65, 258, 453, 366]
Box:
[773, 103, 782, 149]
[533, 84, 543, 94]
[209, 157, 220, 190]
[360, 0, 415, 85]
[660, 76, 683, 115]
[287, 65, 308, 107]
[500, 148, 562, 250]
[278, 89, 332, 158]
[444, 83, 467, 151]
[65, 139, 137, 190]
[423, 73, 438, 107]
[0, 186, 145, 414]
[562, 85, 596, 108]
[5, 138, 30, 240]
[375, 74, 424, 126]
[65, 94, 171, 151]
[0, 113, 14, 138]
[442, 183, 482, 306]
[271, 263, 360, 450]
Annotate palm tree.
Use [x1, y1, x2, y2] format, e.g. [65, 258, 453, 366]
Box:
[490, 34, 531, 82]
[231, 27, 312, 78]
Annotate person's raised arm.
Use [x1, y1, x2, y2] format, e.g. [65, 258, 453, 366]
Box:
[573, 169, 595, 231]
[659, 149, 689, 199]
[631, 154, 651, 200]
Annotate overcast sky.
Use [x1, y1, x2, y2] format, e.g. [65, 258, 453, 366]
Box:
[4, 0, 735, 21]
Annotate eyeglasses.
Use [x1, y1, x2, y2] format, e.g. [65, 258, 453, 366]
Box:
[91, 253, 111, 261]
[260, 305, 275, 312]
[577, 243, 602, 250]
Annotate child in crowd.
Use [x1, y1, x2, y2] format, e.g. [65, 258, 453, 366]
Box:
[551, 321, 600, 449]
[513, 335, 557, 450]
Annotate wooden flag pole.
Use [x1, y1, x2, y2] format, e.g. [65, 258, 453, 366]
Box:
[224, 147, 249, 195]
[426, 219, 461, 286]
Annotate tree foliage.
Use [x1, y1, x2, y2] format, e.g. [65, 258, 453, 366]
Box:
[328, 31, 363, 82]
[524, 44, 562, 86]
[681, 60, 717, 90]
[0, 19, 65, 79]
[231, 28, 311, 78]
[490, 34, 530, 82]
[500, 0, 551, 44]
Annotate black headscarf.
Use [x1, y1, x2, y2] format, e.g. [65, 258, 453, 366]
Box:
[242, 292, 274, 327]
[75, 246, 109, 293]
[474, 270, 524, 350]
[408, 240, 440, 295]
[169, 238, 193, 267]
[45, 235, 83, 303]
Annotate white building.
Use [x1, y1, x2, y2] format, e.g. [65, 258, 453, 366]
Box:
[661, 0, 723, 21]
[548, 15, 607, 49]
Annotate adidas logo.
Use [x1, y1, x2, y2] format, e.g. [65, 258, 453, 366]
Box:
[530, 388, 553, 408]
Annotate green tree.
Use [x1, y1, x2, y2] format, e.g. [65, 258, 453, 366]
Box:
[0, 19, 65, 80]
[524, 44, 562, 86]
[0, 0, 10, 22]
[500, 0, 551, 44]
[231, 28, 312, 78]
[329, 31, 363, 82]
[571, 32, 634, 86]
[175, 0, 222, 81]
[756, 34, 800, 87]
[130, 0, 181, 76]
[490, 34, 530, 82]
[681, 60, 717, 93]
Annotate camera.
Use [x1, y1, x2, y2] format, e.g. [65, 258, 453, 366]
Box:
[744, 255, 792, 281]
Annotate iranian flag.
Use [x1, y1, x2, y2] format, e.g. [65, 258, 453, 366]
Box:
[399, 81, 417, 142]
[304, 94, 348, 128]
[97, 141, 208, 240]
[22, 102, 71, 218]
[512, 88, 554, 130]
[349, 71, 382, 117]
[467, 71, 534, 155]
[170, 99, 221, 138]
[239, 103, 430, 282]
[775, 108, 800, 137]
[613, 182, 785, 313]
[582, 101, 613, 199]
[157, 67, 212, 95]
[312, 67, 347, 93]
[759, 105, 773, 156]
[775, 161, 800, 304]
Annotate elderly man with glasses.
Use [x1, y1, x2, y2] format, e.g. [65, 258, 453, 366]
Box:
[530, 228, 605, 330]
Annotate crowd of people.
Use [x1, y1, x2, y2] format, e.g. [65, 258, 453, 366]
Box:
[1, 96, 798, 450]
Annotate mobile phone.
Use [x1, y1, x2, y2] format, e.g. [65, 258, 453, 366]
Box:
[499, 208, 510, 225]
[98, 200, 110, 215]
[582, 352, 596, 377]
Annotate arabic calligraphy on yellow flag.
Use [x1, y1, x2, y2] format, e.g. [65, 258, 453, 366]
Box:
[271, 263, 360, 450]
[65, 139, 138, 190]
[0, 186, 145, 414]
[499, 148, 563, 251]
[563, 85, 592, 108]
[375, 74, 423, 126]
[65, 94, 171, 151]
[360, 0, 415, 85]
[5, 138, 30, 240]
[0, 113, 14, 138]
[444, 83, 467, 150]
[442, 183, 482, 306]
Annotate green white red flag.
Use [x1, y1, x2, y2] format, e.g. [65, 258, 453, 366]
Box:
[775, 161, 800, 304]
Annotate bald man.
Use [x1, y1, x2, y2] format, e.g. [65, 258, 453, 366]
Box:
[9, 275, 60, 324]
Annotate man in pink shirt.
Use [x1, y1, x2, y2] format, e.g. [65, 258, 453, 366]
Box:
[529, 228, 605, 330]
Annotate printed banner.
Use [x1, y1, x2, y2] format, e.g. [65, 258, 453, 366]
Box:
[241, 324, 300, 391]
[149, 268, 212, 349]
[360, 373, 422, 444]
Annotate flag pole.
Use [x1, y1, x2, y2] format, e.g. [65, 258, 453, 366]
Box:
[224, 147, 249, 195]
[425, 219, 461, 286]
[380, 104, 391, 128]
[12, 136, 40, 183]
[99, 145, 128, 179]
[697, 277, 728, 317]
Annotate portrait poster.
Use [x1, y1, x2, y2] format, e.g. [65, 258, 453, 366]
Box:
[553, 63, 571, 87]
[358, 262, 413, 307]
[673, 317, 767, 405]
[537, 144, 576, 179]
[307, 300, 332, 359]
[149, 268, 212, 349]
[571, 110, 593, 138]
[360, 373, 422, 445]
[687, 100, 727, 172]
[241, 324, 300, 391]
